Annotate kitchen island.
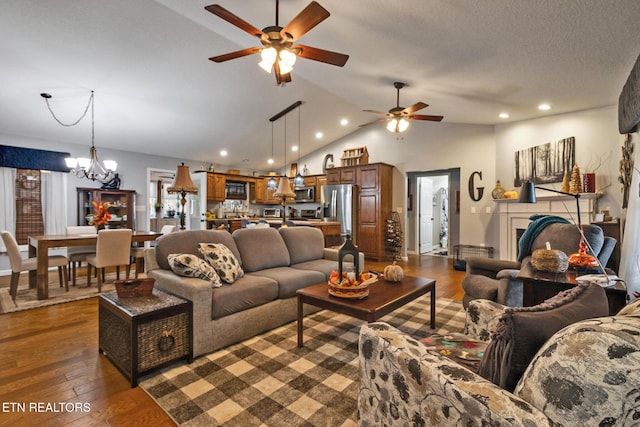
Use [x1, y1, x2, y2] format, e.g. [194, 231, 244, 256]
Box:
[207, 218, 342, 247]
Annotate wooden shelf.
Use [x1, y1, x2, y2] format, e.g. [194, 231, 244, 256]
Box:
[341, 146, 369, 166]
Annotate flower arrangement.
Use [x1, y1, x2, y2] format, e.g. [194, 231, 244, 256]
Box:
[90, 201, 111, 227]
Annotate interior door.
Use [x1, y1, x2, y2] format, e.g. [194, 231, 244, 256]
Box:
[419, 177, 434, 253]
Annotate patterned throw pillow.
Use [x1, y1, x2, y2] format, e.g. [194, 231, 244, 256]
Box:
[167, 253, 222, 287]
[198, 243, 244, 284]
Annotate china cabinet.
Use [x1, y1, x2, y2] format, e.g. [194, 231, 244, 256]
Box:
[77, 188, 136, 229]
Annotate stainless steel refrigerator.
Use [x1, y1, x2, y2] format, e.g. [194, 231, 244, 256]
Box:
[322, 184, 357, 243]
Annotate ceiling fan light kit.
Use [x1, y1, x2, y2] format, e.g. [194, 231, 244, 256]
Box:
[362, 81, 444, 133]
[205, 1, 349, 84]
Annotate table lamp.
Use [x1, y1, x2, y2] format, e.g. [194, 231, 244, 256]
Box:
[167, 163, 198, 230]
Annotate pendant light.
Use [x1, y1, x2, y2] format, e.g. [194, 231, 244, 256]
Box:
[42, 91, 118, 183]
[267, 121, 277, 190]
[273, 115, 296, 221]
[293, 105, 304, 187]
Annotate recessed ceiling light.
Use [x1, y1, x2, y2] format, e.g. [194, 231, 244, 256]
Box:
[340, 118, 349, 126]
[268, 158, 274, 165]
[315, 132, 323, 139]
[499, 113, 509, 119]
[538, 104, 551, 111]
[292, 145, 299, 152]
[220, 150, 228, 156]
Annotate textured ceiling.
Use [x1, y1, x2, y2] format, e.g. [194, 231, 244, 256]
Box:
[1, 0, 639, 171]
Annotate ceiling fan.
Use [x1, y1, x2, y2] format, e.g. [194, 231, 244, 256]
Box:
[205, 1, 349, 85]
[361, 82, 444, 133]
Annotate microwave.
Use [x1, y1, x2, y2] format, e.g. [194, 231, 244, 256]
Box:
[263, 208, 281, 218]
[294, 186, 315, 202]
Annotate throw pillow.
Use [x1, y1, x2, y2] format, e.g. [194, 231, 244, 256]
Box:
[198, 243, 244, 284]
[167, 253, 222, 287]
[477, 283, 608, 392]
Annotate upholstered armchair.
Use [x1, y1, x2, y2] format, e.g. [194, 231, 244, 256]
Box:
[358, 289, 640, 427]
[461, 220, 616, 308]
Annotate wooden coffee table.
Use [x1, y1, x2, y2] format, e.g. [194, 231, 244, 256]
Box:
[296, 275, 436, 347]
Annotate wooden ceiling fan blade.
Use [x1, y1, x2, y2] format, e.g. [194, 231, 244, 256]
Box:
[205, 4, 263, 37]
[402, 102, 428, 115]
[410, 114, 444, 122]
[294, 45, 349, 67]
[209, 47, 261, 63]
[281, 1, 330, 40]
[363, 109, 389, 116]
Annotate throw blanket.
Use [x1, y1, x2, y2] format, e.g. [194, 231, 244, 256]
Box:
[517, 214, 570, 262]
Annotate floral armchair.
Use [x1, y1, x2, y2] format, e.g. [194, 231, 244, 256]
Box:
[357, 296, 640, 426]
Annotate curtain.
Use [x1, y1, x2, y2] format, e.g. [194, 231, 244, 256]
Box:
[620, 133, 640, 301]
[0, 167, 16, 252]
[41, 171, 68, 235]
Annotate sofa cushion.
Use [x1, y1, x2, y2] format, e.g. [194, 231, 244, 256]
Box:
[279, 226, 325, 265]
[291, 259, 346, 280]
[167, 253, 222, 287]
[251, 267, 326, 298]
[477, 283, 608, 391]
[461, 274, 499, 301]
[530, 223, 604, 258]
[211, 274, 279, 319]
[232, 227, 290, 272]
[199, 243, 244, 284]
[155, 230, 241, 271]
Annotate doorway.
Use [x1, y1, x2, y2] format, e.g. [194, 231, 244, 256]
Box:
[407, 169, 460, 257]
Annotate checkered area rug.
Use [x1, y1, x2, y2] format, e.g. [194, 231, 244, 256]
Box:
[139, 296, 465, 427]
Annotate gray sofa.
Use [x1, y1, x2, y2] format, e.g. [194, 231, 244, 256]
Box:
[145, 226, 364, 357]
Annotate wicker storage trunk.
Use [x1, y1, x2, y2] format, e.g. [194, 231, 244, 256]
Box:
[99, 289, 192, 387]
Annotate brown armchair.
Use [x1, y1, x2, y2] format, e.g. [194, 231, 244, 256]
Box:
[461, 221, 616, 309]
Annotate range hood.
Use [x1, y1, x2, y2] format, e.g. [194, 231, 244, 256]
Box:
[225, 181, 247, 200]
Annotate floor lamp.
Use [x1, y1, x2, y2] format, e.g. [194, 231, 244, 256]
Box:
[518, 180, 602, 272]
[167, 163, 198, 231]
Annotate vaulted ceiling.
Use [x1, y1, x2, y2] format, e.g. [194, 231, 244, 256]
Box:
[1, 0, 639, 171]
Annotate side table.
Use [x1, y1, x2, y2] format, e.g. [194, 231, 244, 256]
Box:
[99, 288, 193, 387]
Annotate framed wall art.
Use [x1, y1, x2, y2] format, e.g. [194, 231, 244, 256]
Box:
[514, 136, 575, 186]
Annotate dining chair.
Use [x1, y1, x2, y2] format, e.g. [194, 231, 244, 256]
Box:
[1, 230, 69, 302]
[130, 225, 175, 278]
[66, 225, 97, 287]
[86, 229, 133, 292]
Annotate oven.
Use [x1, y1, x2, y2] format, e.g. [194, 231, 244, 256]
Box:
[294, 186, 315, 203]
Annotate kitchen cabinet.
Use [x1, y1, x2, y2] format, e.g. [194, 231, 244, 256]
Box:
[252, 179, 265, 204]
[77, 188, 136, 229]
[325, 167, 356, 185]
[207, 173, 226, 202]
[356, 163, 393, 261]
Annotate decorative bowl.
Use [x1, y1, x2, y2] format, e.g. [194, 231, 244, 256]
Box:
[327, 274, 378, 299]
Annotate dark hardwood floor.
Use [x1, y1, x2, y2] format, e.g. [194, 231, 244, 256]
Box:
[0, 254, 464, 426]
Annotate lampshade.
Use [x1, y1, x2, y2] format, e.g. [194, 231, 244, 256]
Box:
[518, 181, 537, 203]
[267, 175, 278, 190]
[273, 176, 296, 200]
[167, 163, 198, 194]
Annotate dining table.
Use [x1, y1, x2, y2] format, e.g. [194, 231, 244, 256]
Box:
[28, 231, 162, 300]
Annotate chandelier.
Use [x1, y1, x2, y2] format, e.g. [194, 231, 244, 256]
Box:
[41, 91, 117, 183]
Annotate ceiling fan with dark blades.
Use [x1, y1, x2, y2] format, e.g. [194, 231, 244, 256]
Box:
[205, 1, 349, 85]
[361, 82, 444, 133]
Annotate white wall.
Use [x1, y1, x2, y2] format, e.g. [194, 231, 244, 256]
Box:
[298, 121, 499, 256]
[495, 105, 622, 219]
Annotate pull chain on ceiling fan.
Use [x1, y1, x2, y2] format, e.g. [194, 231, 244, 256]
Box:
[205, 1, 349, 85]
[361, 82, 444, 133]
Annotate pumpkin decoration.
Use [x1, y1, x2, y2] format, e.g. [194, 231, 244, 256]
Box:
[503, 190, 519, 199]
[384, 262, 404, 282]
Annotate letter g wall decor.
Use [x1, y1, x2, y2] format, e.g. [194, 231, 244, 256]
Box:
[468, 171, 484, 201]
